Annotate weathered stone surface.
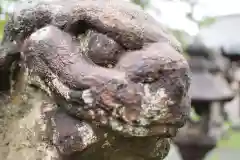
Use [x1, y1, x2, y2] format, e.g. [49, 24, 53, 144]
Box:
[0, 87, 60, 160]
[0, 0, 190, 159]
[2, 0, 181, 51]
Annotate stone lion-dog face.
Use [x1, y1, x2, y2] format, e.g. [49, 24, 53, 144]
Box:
[0, 0, 190, 159]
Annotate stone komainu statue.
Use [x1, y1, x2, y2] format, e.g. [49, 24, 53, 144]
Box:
[0, 0, 190, 160]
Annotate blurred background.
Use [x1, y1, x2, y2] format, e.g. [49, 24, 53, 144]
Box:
[1, 0, 240, 160]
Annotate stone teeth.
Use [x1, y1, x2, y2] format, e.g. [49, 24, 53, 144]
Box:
[138, 117, 150, 126]
[97, 109, 105, 116]
[82, 89, 94, 105]
[109, 118, 123, 131]
[100, 117, 108, 125]
[143, 84, 151, 97]
[88, 110, 95, 119]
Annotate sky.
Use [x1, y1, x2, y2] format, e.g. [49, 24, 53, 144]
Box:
[195, 0, 240, 18]
[148, 0, 240, 36]
[147, 0, 198, 35]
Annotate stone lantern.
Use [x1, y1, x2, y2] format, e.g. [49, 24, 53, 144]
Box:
[174, 42, 235, 160]
[221, 45, 240, 130]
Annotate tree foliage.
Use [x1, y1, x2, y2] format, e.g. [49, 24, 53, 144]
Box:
[131, 0, 150, 9]
[0, 0, 18, 38]
[199, 17, 216, 28]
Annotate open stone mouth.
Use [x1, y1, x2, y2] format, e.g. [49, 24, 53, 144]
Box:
[106, 85, 183, 137]
[70, 106, 181, 137]
[108, 118, 180, 137]
[64, 84, 183, 137]
[27, 69, 183, 138]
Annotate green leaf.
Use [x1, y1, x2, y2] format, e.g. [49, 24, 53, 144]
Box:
[199, 17, 216, 28]
[131, 0, 150, 9]
[0, 19, 6, 40]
